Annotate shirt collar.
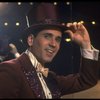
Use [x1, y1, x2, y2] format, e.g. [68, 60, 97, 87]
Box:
[25, 49, 39, 69]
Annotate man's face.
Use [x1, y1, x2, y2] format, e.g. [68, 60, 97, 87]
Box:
[28, 29, 62, 64]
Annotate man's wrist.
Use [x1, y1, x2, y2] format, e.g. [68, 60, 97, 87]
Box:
[80, 45, 99, 61]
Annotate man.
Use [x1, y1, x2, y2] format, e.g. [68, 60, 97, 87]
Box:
[0, 2, 99, 98]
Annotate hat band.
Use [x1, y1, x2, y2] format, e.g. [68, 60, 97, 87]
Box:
[38, 19, 60, 25]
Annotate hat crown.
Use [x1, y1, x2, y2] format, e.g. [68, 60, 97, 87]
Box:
[26, 3, 61, 27]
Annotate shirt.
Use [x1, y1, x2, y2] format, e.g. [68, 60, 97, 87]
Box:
[25, 50, 52, 99]
[81, 46, 99, 61]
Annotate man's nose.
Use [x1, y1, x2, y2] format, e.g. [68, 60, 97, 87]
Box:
[49, 38, 56, 47]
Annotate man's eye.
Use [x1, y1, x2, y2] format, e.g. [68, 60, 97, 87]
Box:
[44, 35, 49, 38]
[44, 34, 51, 39]
[56, 37, 61, 43]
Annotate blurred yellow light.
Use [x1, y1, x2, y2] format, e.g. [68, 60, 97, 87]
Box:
[4, 22, 8, 26]
[18, 2, 21, 5]
[16, 22, 20, 26]
[65, 38, 71, 42]
[92, 21, 96, 25]
[80, 21, 84, 24]
[54, 2, 57, 5]
[29, 2, 33, 5]
[66, 2, 70, 5]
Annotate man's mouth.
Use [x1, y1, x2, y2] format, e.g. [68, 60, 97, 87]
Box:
[45, 48, 55, 56]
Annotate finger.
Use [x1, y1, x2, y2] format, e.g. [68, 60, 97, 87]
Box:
[73, 22, 78, 30]
[77, 22, 82, 29]
[78, 22, 88, 34]
[66, 23, 73, 27]
[66, 22, 78, 33]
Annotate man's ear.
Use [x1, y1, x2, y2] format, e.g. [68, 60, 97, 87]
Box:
[27, 34, 34, 46]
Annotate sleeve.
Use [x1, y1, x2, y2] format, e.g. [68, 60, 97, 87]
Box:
[80, 45, 99, 61]
[55, 56, 100, 96]
[0, 62, 21, 98]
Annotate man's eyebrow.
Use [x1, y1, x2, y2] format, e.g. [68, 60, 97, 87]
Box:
[43, 32, 61, 37]
[43, 32, 52, 35]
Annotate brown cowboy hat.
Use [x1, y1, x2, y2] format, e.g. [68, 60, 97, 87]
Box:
[21, 2, 71, 42]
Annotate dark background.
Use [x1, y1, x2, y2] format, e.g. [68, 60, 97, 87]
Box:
[0, 2, 100, 75]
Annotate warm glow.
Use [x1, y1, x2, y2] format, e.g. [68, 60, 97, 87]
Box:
[92, 21, 96, 25]
[65, 38, 71, 42]
[66, 2, 70, 5]
[4, 22, 8, 26]
[29, 2, 33, 5]
[54, 2, 57, 5]
[16, 22, 20, 26]
[80, 21, 84, 24]
[18, 2, 21, 5]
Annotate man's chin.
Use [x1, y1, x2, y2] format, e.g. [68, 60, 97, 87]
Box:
[44, 58, 53, 63]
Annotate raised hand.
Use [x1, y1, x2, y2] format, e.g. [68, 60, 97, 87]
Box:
[65, 22, 91, 49]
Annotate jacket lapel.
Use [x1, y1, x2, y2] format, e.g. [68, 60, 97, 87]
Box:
[44, 72, 61, 98]
[18, 53, 46, 98]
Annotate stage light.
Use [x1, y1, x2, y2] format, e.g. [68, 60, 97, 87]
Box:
[54, 2, 57, 5]
[17, 2, 21, 6]
[80, 21, 84, 24]
[29, 2, 34, 5]
[65, 38, 71, 42]
[4, 22, 8, 26]
[16, 22, 20, 26]
[91, 21, 96, 25]
[66, 2, 70, 5]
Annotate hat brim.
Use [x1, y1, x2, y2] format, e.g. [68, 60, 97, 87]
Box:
[26, 23, 68, 32]
[21, 23, 68, 43]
